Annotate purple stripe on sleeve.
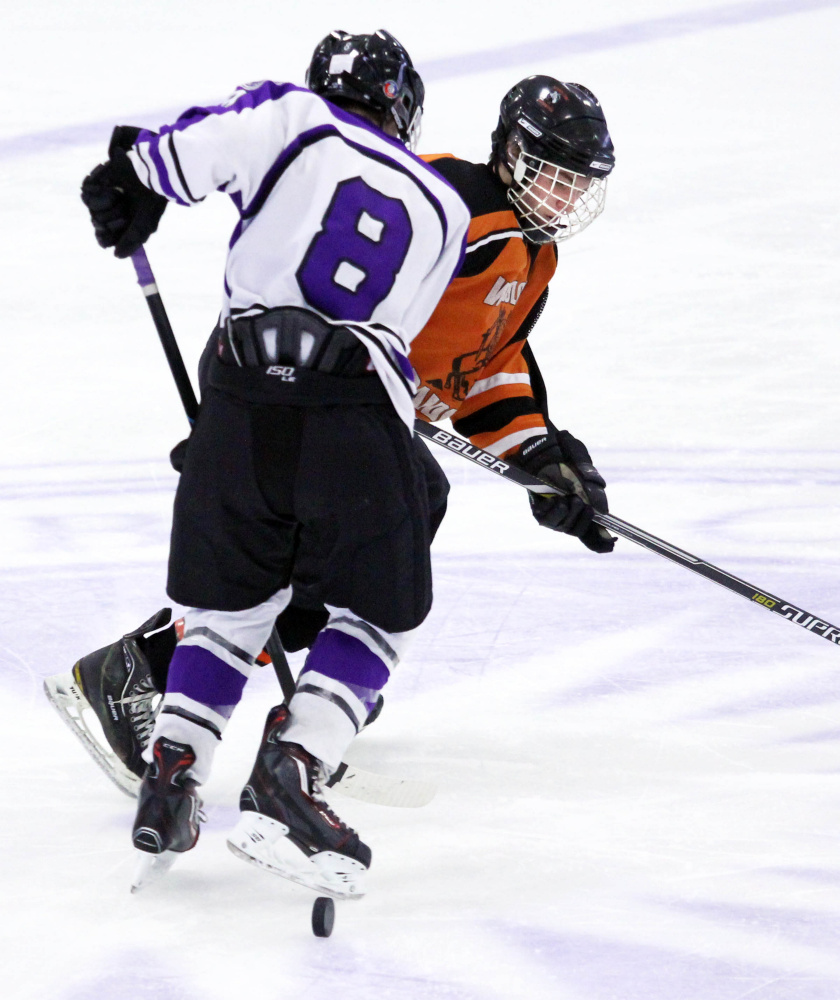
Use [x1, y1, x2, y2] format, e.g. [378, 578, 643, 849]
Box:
[146, 134, 189, 206]
[157, 81, 305, 140]
[392, 349, 415, 383]
[140, 91, 280, 206]
[303, 628, 390, 690]
[167, 644, 248, 708]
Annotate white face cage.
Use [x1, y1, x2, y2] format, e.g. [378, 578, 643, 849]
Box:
[508, 149, 608, 243]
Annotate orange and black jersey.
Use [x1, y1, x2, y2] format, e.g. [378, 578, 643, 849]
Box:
[411, 155, 556, 457]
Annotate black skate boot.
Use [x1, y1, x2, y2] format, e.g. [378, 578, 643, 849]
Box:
[227, 705, 371, 899]
[44, 609, 175, 796]
[131, 737, 203, 891]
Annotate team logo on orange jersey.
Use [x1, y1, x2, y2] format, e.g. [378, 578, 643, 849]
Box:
[484, 277, 526, 306]
[445, 308, 511, 401]
[413, 386, 455, 421]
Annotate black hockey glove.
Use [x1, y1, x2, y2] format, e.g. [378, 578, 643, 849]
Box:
[169, 437, 189, 473]
[80, 126, 167, 259]
[513, 431, 616, 553]
[275, 603, 330, 653]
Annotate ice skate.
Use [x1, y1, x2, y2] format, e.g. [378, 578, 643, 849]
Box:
[44, 609, 171, 797]
[227, 705, 370, 900]
[131, 737, 203, 892]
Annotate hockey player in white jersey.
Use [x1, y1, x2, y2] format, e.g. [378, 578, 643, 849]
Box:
[80, 29, 469, 896]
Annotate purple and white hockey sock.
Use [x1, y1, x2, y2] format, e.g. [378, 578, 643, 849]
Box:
[145, 589, 291, 782]
[282, 610, 415, 773]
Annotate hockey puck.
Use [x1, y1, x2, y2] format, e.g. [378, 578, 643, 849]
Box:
[312, 896, 335, 937]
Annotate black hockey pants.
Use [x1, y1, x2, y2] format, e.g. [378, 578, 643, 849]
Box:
[167, 356, 434, 634]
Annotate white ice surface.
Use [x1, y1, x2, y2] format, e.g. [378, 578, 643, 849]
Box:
[2, 1, 840, 998]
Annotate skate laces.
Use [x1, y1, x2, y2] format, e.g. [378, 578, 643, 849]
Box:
[307, 759, 330, 803]
[285, 744, 356, 835]
[306, 756, 358, 836]
[115, 676, 160, 746]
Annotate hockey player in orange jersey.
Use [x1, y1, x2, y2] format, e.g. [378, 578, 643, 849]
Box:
[412, 76, 615, 555]
[45, 73, 617, 800]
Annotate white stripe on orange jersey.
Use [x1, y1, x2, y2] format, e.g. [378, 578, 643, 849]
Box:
[465, 372, 532, 399]
[486, 426, 547, 457]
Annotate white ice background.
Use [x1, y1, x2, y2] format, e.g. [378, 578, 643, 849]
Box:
[2, 1, 840, 997]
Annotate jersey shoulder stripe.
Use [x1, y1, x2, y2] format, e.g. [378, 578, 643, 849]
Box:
[160, 81, 304, 135]
[459, 220, 524, 279]
[467, 228, 523, 252]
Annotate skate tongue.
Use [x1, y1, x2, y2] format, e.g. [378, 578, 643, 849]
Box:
[280, 742, 326, 798]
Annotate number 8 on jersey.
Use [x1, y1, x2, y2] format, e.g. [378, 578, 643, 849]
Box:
[297, 177, 414, 322]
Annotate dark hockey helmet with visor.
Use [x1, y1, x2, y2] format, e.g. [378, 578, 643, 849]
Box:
[491, 76, 615, 244]
[306, 30, 425, 150]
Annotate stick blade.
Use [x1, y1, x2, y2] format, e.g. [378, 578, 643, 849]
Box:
[332, 764, 437, 808]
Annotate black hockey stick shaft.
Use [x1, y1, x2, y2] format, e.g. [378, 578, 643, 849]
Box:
[130, 248, 199, 424]
[264, 628, 297, 704]
[415, 421, 840, 649]
[128, 248, 298, 697]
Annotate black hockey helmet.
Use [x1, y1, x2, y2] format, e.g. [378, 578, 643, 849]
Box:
[491, 75, 615, 177]
[306, 30, 425, 149]
[491, 76, 615, 243]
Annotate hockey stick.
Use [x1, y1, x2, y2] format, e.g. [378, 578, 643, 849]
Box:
[128, 247, 299, 694]
[128, 248, 435, 806]
[129, 246, 329, 701]
[130, 248, 199, 424]
[415, 422, 840, 650]
[263, 628, 297, 705]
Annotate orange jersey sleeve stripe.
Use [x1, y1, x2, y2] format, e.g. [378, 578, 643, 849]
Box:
[468, 415, 549, 457]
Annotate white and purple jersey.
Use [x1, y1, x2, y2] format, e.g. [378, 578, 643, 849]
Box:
[127, 81, 470, 426]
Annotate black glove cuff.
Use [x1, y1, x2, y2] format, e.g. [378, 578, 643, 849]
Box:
[513, 434, 564, 476]
[109, 125, 146, 156]
[106, 146, 156, 201]
[555, 429, 593, 467]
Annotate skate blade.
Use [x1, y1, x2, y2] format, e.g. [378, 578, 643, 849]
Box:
[44, 672, 141, 798]
[131, 850, 178, 893]
[226, 812, 366, 900]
